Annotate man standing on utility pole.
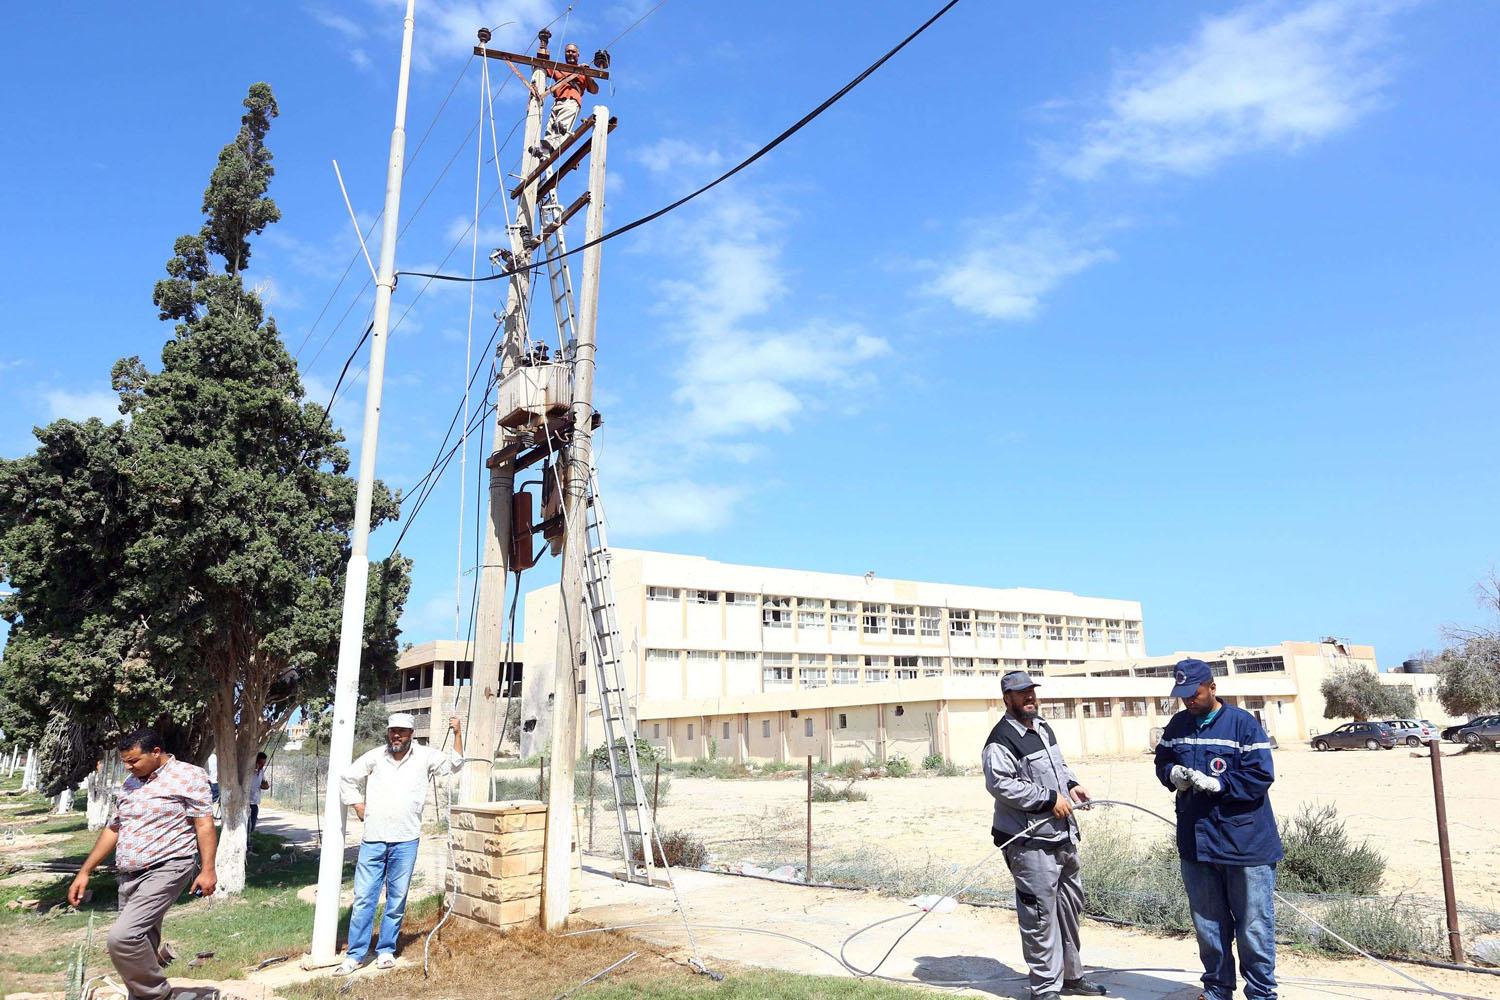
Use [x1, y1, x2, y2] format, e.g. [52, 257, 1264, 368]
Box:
[983, 671, 1107, 1000]
[1155, 658, 1283, 1000]
[335, 713, 463, 974]
[530, 42, 598, 159]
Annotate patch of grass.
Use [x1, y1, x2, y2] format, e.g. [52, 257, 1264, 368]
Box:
[495, 769, 671, 809]
[633, 830, 708, 869]
[921, 755, 966, 777]
[1077, 823, 1194, 933]
[753, 761, 802, 776]
[821, 759, 866, 781]
[810, 780, 867, 803]
[1278, 804, 1385, 895]
[667, 758, 752, 779]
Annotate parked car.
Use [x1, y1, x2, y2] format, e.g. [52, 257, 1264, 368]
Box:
[1310, 721, 1397, 751]
[1456, 717, 1500, 747]
[1443, 715, 1500, 742]
[1382, 719, 1436, 747]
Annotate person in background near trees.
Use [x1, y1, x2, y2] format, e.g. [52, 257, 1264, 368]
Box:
[205, 750, 218, 805]
[248, 751, 269, 834]
[334, 712, 463, 975]
[529, 42, 599, 160]
[69, 729, 218, 1000]
[982, 671, 1108, 1000]
[1154, 658, 1284, 1000]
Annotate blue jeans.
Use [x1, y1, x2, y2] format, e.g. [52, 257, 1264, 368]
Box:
[1180, 860, 1278, 1000]
[345, 839, 420, 962]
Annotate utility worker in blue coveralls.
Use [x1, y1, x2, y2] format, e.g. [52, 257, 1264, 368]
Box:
[1154, 658, 1284, 1000]
[983, 670, 1108, 1000]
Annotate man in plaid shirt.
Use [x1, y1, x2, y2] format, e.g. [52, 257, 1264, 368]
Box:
[70, 729, 218, 1000]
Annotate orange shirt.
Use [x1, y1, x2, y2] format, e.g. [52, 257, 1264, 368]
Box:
[547, 65, 598, 104]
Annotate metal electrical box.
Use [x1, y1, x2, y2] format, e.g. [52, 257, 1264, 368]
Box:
[495, 362, 571, 429]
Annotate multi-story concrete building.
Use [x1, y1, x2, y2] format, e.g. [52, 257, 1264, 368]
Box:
[519, 550, 1186, 760]
[378, 639, 525, 745]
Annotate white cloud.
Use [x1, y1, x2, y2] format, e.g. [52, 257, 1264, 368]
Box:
[603, 479, 746, 537]
[635, 139, 726, 176]
[44, 389, 122, 424]
[363, 0, 561, 73]
[927, 218, 1116, 322]
[1064, 0, 1402, 179]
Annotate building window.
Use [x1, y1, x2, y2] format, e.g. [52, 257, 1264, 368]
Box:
[763, 655, 793, 687]
[833, 668, 859, 685]
[1107, 629, 1123, 644]
[1041, 700, 1075, 720]
[976, 610, 996, 638]
[800, 597, 826, 610]
[1088, 627, 1104, 642]
[1046, 625, 1064, 642]
[648, 586, 680, 602]
[726, 651, 757, 665]
[1000, 623, 1020, 639]
[762, 720, 771, 738]
[1236, 655, 1285, 674]
[1121, 699, 1148, 717]
[800, 668, 827, 689]
[725, 592, 755, 606]
[949, 609, 973, 637]
[1067, 626, 1084, 642]
[1125, 626, 1141, 644]
[687, 723, 695, 741]
[804, 718, 815, 738]
[838, 713, 848, 729]
[1025, 624, 1044, 641]
[920, 607, 942, 636]
[687, 650, 719, 668]
[891, 605, 916, 636]
[831, 611, 858, 632]
[723, 722, 731, 739]
[798, 609, 826, 629]
[1157, 698, 1177, 716]
[653, 723, 661, 738]
[1080, 699, 1112, 719]
[863, 603, 888, 635]
[762, 596, 793, 628]
[865, 656, 890, 683]
[646, 648, 679, 666]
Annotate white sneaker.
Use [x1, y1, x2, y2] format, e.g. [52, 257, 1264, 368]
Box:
[375, 953, 396, 969]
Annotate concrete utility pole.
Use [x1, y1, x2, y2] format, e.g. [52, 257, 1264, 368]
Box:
[307, 0, 416, 967]
[542, 105, 609, 931]
[462, 68, 547, 803]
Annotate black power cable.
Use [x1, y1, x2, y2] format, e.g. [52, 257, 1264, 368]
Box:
[395, 0, 966, 287]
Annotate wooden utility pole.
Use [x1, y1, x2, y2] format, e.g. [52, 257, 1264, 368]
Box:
[542, 105, 609, 931]
[461, 63, 547, 803]
[1428, 740, 1465, 963]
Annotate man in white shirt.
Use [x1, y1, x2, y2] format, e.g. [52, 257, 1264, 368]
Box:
[248, 752, 269, 834]
[335, 712, 462, 974]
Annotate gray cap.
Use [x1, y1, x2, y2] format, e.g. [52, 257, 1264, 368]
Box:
[1001, 670, 1040, 693]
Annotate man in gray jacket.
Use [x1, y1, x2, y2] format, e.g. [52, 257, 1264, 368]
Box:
[983, 671, 1107, 999]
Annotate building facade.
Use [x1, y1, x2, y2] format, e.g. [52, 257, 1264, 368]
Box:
[379, 639, 525, 745]
[520, 550, 1180, 761]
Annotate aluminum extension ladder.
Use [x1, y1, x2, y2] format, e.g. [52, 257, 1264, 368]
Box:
[580, 466, 659, 885]
[539, 190, 578, 356]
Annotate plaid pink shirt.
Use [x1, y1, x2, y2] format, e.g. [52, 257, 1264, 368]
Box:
[109, 756, 211, 872]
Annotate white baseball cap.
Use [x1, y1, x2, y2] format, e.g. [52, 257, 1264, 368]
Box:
[387, 712, 416, 730]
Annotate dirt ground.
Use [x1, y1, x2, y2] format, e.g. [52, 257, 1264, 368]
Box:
[647, 745, 1500, 914]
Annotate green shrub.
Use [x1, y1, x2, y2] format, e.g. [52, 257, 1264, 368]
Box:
[1305, 897, 1440, 958]
[921, 753, 946, 771]
[590, 736, 662, 769]
[1278, 804, 1385, 895]
[823, 758, 866, 780]
[633, 829, 708, 869]
[884, 754, 912, 778]
[757, 760, 802, 775]
[669, 757, 751, 779]
[1077, 822, 1194, 933]
[811, 780, 868, 803]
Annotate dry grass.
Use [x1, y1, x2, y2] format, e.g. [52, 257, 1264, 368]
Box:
[283, 914, 695, 1000]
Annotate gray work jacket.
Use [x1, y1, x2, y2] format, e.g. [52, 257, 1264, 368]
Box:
[982, 712, 1080, 847]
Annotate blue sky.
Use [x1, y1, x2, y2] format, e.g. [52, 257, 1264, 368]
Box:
[2, 0, 1497, 664]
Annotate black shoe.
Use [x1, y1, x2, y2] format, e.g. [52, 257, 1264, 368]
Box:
[1036, 993, 1062, 1000]
[1062, 978, 1107, 996]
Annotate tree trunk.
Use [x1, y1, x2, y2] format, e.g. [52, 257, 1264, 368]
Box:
[86, 764, 112, 831]
[209, 693, 260, 896]
[53, 785, 74, 815]
[21, 748, 39, 792]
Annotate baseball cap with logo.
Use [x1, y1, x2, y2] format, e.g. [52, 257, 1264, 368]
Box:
[1169, 659, 1214, 699]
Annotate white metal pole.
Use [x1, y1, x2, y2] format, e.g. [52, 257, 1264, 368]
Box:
[306, 0, 417, 967]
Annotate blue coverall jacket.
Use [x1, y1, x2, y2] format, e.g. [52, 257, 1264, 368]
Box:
[1153, 703, 1285, 866]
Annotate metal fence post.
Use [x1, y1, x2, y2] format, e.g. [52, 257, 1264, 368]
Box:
[805, 755, 813, 884]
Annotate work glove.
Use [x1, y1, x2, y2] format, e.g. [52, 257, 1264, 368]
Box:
[1168, 764, 1192, 792]
[1186, 768, 1222, 794]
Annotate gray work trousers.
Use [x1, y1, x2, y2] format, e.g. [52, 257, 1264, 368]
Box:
[1004, 838, 1085, 997]
[107, 854, 197, 1000]
[543, 97, 580, 150]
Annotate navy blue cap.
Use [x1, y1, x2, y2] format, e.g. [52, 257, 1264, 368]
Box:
[1001, 670, 1040, 693]
[1169, 658, 1214, 699]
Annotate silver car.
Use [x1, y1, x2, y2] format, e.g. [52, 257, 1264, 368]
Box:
[1382, 718, 1436, 747]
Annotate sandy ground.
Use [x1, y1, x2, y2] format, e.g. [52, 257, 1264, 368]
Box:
[645, 745, 1500, 915]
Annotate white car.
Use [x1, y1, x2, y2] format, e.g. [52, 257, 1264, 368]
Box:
[1381, 719, 1436, 747]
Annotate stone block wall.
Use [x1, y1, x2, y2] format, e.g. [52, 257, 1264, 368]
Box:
[447, 799, 581, 929]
